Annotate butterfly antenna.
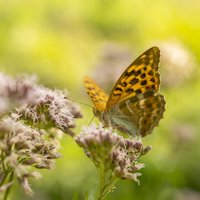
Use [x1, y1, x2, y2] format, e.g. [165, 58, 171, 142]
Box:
[67, 98, 93, 108]
[88, 115, 95, 126]
[67, 98, 95, 125]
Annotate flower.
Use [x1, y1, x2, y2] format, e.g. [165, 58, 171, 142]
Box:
[76, 124, 121, 169]
[14, 87, 82, 136]
[0, 117, 60, 195]
[75, 124, 151, 183]
[0, 73, 37, 115]
[0, 73, 82, 137]
[0, 72, 82, 197]
[111, 139, 149, 183]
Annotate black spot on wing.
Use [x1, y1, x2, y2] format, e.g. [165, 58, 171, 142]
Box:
[135, 69, 142, 76]
[113, 93, 121, 96]
[140, 73, 146, 78]
[148, 70, 154, 76]
[145, 86, 151, 90]
[125, 70, 136, 77]
[119, 82, 127, 87]
[130, 78, 139, 85]
[141, 80, 147, 85]
[135, 89, 142, 94]
[126, 88, 134, 94]
[150, 77, 155, 83]
[125, 69, 142, 77]
[143, 91, 154, 98]
[115, 87, 123, 92]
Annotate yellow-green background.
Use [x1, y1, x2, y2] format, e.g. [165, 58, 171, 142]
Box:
[1, 0, 200, 199]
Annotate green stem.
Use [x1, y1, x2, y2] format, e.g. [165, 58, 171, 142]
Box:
[101, 177, 119, 199]
[98, 169, 119, 200]
[84, 191, 88, 200]
[98, 166, 106, 200]
[1, 153, 6, 172]
[0, 173, 8, 187]
[0, 153, 8, 187]
[3, 171, 14, 200]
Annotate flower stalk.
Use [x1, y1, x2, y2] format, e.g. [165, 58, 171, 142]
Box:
[3, 171, 14, 200]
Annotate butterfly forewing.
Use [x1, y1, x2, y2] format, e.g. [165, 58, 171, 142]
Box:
[84, 76, 108, 111]
[106, 47, 160, 110]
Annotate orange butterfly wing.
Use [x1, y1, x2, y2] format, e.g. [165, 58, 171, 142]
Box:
[112, 93, 165, 136]
[106, 46, 160, 110]
[83, 76, 108, 112]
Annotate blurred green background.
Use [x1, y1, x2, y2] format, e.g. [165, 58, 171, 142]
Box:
[1, 0, 200, 199]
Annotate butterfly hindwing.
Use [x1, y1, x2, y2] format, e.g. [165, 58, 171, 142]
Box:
[137, 93, 165, 136]
[110, 93, 165, 136]
[106, 47, 160, 110]
[84, 76, 108, 111]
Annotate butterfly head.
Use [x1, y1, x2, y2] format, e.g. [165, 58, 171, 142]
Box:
[93, 108, 111, 127]
[93, 107, 101, 118]
[93, 107, 105, 121]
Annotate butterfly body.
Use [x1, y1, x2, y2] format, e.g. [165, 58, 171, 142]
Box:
[93, 104, 137, 134]
[84, 47, 165, 137]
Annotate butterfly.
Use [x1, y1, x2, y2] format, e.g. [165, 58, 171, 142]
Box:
[84, 46, 165, 137]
